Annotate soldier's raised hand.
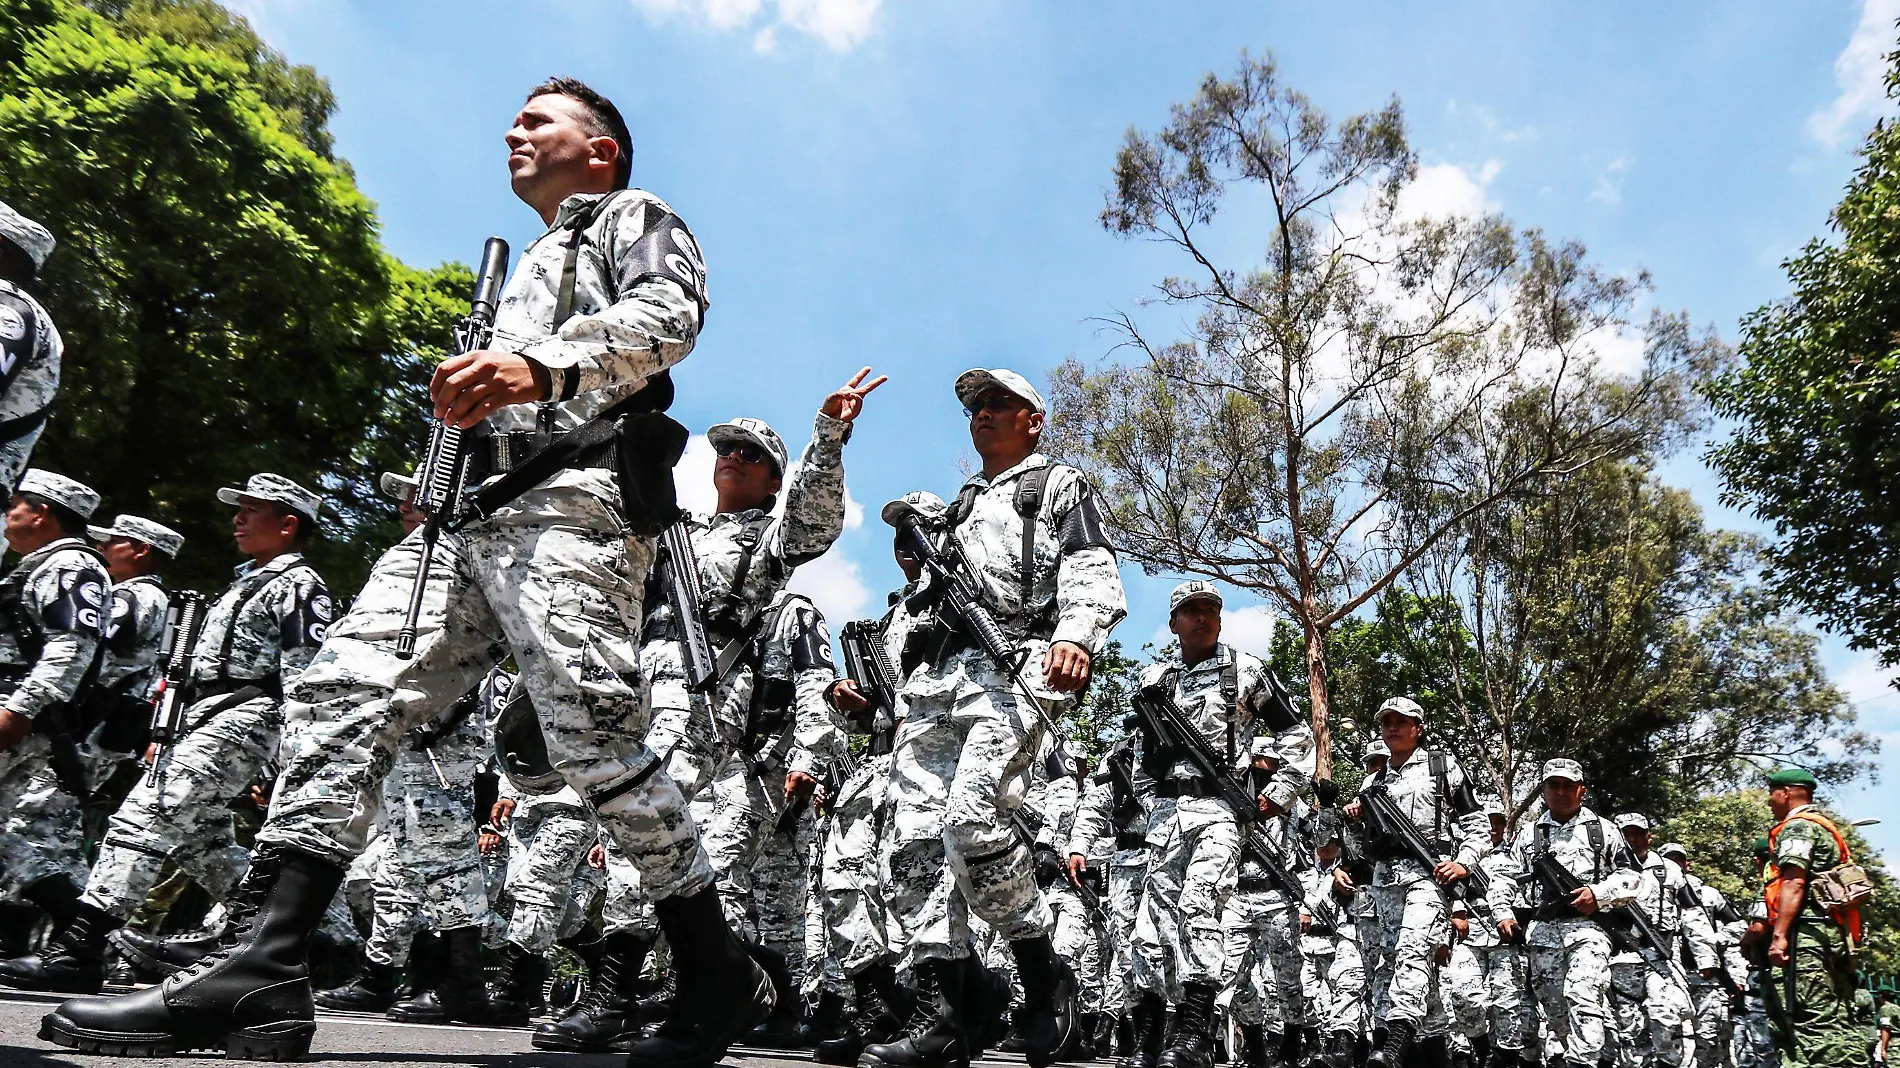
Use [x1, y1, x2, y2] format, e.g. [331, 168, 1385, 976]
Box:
[820, 366, 888, 424]
[0, 709, 28, 752]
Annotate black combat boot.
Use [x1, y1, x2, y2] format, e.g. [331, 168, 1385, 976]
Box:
[1073, 1011, 1102, 1059]
[624, 886, 775, 1068]
[112, 925, 223, 978]
[103, 948, 146, 992]
[38, 849, 345, 1059]
[858, 956, 967, 1068]
[1115, 1013, 1135, 1060]
[532, 930, 652, 1052]
[815, 966, 895, 1065]
[386, 931, 448, 1022]
[433, 925, 492, 1024]
[1121, 991, 1166, 1068]
[802, 988, 848, 1049]
[1238, 1023, 1268, 1068]
[0, 900, 115, 993]
[748, 943, 805, 1048]
[487, 942, 548, 1025]
[1010, 934, 1079, 1068]
[1324, 1030, 1357, 1068]
[1156, 982, 1217, 1068]
[1364, 1018, 1414, 1068]
[313, 958, 397, 1012]
[0, 900, 43, 959]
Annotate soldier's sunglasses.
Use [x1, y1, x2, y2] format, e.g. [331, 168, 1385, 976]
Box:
[715, 441, 769, 465]
[963, 392, 1025, 418]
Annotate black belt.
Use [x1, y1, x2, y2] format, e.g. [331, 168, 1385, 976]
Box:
[1237, 876, 1278, 894]
[1116, 831, 1146, 851]
[194, 676, 282, 702]
[1156, 776, 1221, 799]
[463, 431, 616, 485]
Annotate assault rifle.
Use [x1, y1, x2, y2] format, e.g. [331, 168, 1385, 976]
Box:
[144, 591, 208, 786]
[657, 521, 718, 696]
[1358, 780, 1502, 930]
[838, 619, 899, 721]
[397, 237, 510, 658]
[1527, 850, 1693, 994]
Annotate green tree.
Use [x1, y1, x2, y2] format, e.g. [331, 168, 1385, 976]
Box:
[1058, 638, 1143, 760]
[0, 0, 459, 594]
[1047, 53, 1711, 776]
[1707, 41, 1900, 674]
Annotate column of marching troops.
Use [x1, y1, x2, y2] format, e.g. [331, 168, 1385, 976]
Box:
[0, 75, 1879, 1068]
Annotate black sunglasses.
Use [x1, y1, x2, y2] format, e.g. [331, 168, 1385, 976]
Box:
[963, 392, 1025, 418]
[715, 441, 769, 465]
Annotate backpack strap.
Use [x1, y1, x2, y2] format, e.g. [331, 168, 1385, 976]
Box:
[1013, 465, 1052, 615]
[553, 191, 625, 329]
[706, 515, 779, 638]
[1586, 817, 1605, 882]
[1428, 750, 1450, 840]
[1221, 646, 1240, 765]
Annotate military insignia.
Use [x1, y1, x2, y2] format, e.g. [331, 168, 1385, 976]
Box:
[0, 303, 24, 343]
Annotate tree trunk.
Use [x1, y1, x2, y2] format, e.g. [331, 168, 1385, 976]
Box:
[1304, 613, 1333, 780]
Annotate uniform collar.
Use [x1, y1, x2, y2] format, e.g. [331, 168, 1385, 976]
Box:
[234, 551, 302, 580]
[550, 191, 613, 231]
[1538, 804, 1597, 830]
[1174, 643, 1230, 674]
[962, 452, 1050, 493]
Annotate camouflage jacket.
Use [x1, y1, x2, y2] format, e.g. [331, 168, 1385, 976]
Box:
[1068, 741, 1152, 857]
[1236, 798, 1309, 909]
[97, 574, 169, 699]
[1025, 769, 1081, 851]
[0, 278, 62, 496]
[1363, 746, 1491, 883]
[1507, 805, 1643, 947]
[725, 591, 843, 777]
[1137, 644, 1314, 812]
[0, 536, 107, 719]
[189, 552, 331, 697]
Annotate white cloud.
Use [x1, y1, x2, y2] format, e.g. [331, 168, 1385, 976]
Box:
[1394, 159, 1501, 223]
[1809, 0, 1900, 148]
[1836, 650, 1900, 710]
[787, 548, 871, 626]
[628, 0, 879, 53]
[1588, 156, 1630, 206]
[1589, 324, 1648, 376]
[1147, 603, 1279, 661]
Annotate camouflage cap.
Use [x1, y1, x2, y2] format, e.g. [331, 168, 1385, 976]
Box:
[1541, 758, 1585, 783]
[1766, 766, 1819, 790]
[1376, 696, 1425, 723]
[706, 417, 789, 477]
[1614, 812, 1651, 832]
[378, 471, 419, 503]
[955, 367, 1047, 415]
[87, 515, 184, 558]
[216, 473, 323, 525]
[17, 469, 100, 520]
[1657, 842, 1688, 861]
[0, 199, 54, 271]
[1169, 580, 1223, 613]
[1363, 738, 1390, 761]
[1483, 798, 1506, 818]
[881, 490, 949, 528]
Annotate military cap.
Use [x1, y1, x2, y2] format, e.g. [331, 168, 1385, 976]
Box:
[1614, 812, 1651, 832]
[955, 368, 1047, 415]
[1751, 835, 1771, 856]
[379, 471, 419, 503]
[706, 417, 789, 477]
[1376, 696, 1424, 724]
[1483, 798, 1506, 819]
[1658, 842, 1688, 861]
[0, 199, 54, 271]
[881, 490, 949, 528]
[88, 515, 184, 558]
[1541, 758, 1585, 783]
[17, 469, 100, 520]
[1363, 738, 1390, 761]
[217, 473, 323, 525]
[1766, 767, 1819, 790]
[1169, 580, 1223, 613]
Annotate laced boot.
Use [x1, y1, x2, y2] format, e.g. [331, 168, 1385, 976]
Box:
[624, 886, 775, 1068]
[432, 926, 493, 1024]
[1324, 1031, 1356, 1068]
[313, 958, 397, 1012]
[38, 848, 345, 1059]
[487, 942, 548, 1025]
[0, 900, 115, 993]
[532, 930, 652, 1052]
[1238, 1023, 1268, 1068]
[1157, 982, 1218, 1068]
[1115, 1013, 1135, 1060]
[815, 968, 891, 1065]
[103, 948, 145, 991]
[1011, 935, 1078, 1068]
[1073, 1011, 1102, 1059]
[1121, 991, 1167, 1068]
[111, 923, 223, 979]
[386, 931, 448, 1022]
[547, 931, 606, 1020]
[959, 954, 1011, 1056]
[801, 988, 848, 1049]
[748, 942, 805, 1048]
[1364, 1018, 1415, 1068]
[858, 956, 968, 1068]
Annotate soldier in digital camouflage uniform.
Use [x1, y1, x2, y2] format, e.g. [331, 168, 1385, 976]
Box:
[1338, 696, 1489, 1068]
[1297, 819, 1366, 1068]
[1499, 759, 1643, 1068]
[4, 473, 331, 998]
[863, 368, 1125, 1068]
[1752, 766, 1870, 1068]
[1663, 841, 1746, 1068]
[1220, 755, 1314, 1068]
[86, 515, 182, 766]
[39, 80, 791, 1066]
[1068, 728, 1151, 1062]
[0, 203, 63, 497]
[1034, 752, 1107, 1058]
[1612, 812, 1714, 1068]
[1449, 801, 1535, 1068]
[0, 472, 111, 975]
[1127, 581, 1311, 1068]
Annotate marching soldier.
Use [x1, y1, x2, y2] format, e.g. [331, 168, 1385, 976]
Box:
[1298, 823, 1366, 1068]
[0, 471, 110, 967]
[1662, 841, 1746, 1068]
[0, 203, 62, 496]
[38, 78, 768, 1067]
[1065, 735, 1141, 1061]
[863, 368, 1125, 1068]
[85, 514, 181, 747]
[1220, 743, 1312, 1068]
[1459, 801, 1535, 1068]
[4, 473, 330, 993]
[1613, 812, 1711, 1068]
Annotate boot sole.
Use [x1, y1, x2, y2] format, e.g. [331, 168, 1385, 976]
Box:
[623, 963, 775, 1068]
[857, 1050, 970, 1068]
[529, 1030, 642, 1053]
[40, 1011, 315, 1060]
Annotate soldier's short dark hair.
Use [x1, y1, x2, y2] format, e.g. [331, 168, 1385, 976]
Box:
[19, 492, 85, 537]
[526, 77, 632, 190]
[0, 240, 35, 285]
[267, 502, 318, 547]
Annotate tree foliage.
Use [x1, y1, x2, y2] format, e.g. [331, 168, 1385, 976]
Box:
[1708, 42, 1900, 676]
[1047, 53, 1715, 775]
[0, 0, 459, 595]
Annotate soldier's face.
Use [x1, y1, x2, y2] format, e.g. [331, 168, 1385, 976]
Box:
[1378, 712, 1422, 753]
[1542, 778, 1585, 821]
[98, 536, 147, 582]
[712, 445, 781, 511]
[1489, 813, 1506, 845]
[397, 497, 425, 535]
[507, 95, 617, 204]
[1169, 599, 1221, 652]
[232, 499, 295, 558]
[967, 391, 1041, 458]
[893, 543, 922, 583]
[1622, 826, 1650, 856]
[3, 494, 40, 550]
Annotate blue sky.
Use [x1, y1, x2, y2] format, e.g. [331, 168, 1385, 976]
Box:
[234, 0, 1897, 847]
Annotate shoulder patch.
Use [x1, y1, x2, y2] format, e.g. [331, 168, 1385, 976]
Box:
[792, 604, 836, 673]
[42, 564, 109, 637]
[280, 579, 334, 651]
[105, 587, 142, 654]
[1058, 486, 1113, 555]
[0, 288, 40, 384]
[621, 207, 707, 313]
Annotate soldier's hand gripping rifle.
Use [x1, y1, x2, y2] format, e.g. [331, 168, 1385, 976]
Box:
[396, 237, 511, 658]
[1359, 780, 1501, 929]
[657, 520, 718, 711]
[144, 591, 208, 786]
[838, 618, 899, 755]
[1528, 850, 1694, 995]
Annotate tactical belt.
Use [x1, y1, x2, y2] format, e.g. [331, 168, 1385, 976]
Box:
[1116, 831, 1146, 851]
[1237, 876, 1277, 894]
[465, 431, 616, 484]
[1156, 776, 1222, 800]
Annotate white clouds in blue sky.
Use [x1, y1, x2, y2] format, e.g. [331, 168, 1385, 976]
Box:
[1810, 0, 1900, 147]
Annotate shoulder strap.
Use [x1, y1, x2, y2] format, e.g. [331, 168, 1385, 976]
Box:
[709, 515, 777, 634]
[1013, 465, 1052, 614]
[1586, 817, 1604, 881]
[215, 557, 298, 671]
[1774, 811, 1854, 867]
[554, 191, 625, 328]
[1429, 750, 1450, 838]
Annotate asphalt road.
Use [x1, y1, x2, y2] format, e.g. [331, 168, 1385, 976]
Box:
[0, 989, 1083, 1068]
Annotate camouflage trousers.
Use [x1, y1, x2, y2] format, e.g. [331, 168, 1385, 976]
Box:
[1732, 999, 1777, 1068]
[1465, 942, 1534, 1054]
[750, 808, 819, 987]
[1299, 935, 1368, 1036]
[1529, 920, 1616, 1068]
[1220, 891, 1304, 1032]
[1613, 953, 1693, 1068]
[701, 757, 784, 941]
[364, 825, 423, 967]
[1369, 874, 1453, 1031]
[377, 754, 489, 936]
[884, 669, 1049, 967]
[262, 480, 710, 905]
[1046, 881, 1105, 1014]
[500, 794, 599, 954]
[821, 755, 897, 977]
[1131, 798, 1239, 1001]
[1689, 976, 1735, 1068]
[1766, 919, 1870, 1068]
[82, 694, 276, 916]
[1106, 853, 1148, 1013]
[0, 736, 87, 899]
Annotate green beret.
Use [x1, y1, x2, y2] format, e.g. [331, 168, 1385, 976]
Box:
[1766, 767, 1819, 790]
[1751, 836, 1771, 854]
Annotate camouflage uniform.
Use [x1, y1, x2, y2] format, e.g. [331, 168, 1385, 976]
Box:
[750, 796, 823, 986]
[823, 752, 899, 976]
[82, 544, 330, 916]
[1763, 802, 1870, 1068]
[1034, 769, 1105, 1021]
[0, 202, 62, 496]
[373, 694, 493, 947]
[1456, 835, 1535, 1060]
[1220, 801, 1311, 1041]
[260, 190, 715, 910]
[497, 778, 600, 955]
[884, 451, 1124, 969]
[1676, 861, 1743, 1068]
[0, 517, 111, 901]
[1297, 857, 1368, 1042]
[1610, 836, 1712, 1068]
[1067, 741, 1148, 1014]
[1510, 798, 1642, 1068]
